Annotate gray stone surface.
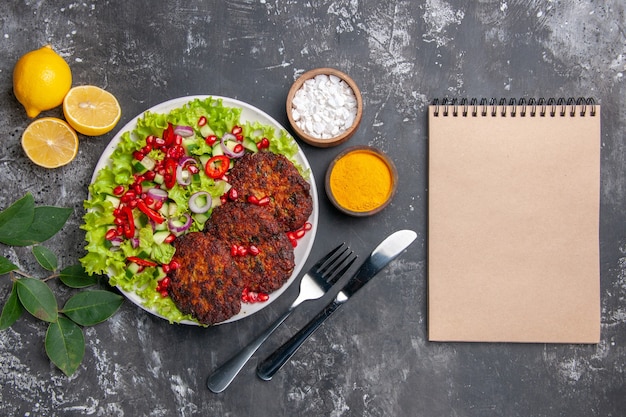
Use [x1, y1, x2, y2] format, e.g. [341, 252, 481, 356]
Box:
[0, 0, 624, 416]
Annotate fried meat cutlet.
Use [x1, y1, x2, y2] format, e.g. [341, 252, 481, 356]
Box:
[233, 232, 295, 293]
[169, 232, 243, 325]
[204, 201, 281, 243]
[205, 202, 295, 293]
[228, 152, 313, 232]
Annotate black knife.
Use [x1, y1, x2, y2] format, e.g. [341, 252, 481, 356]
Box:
[256, 229, 417, 380]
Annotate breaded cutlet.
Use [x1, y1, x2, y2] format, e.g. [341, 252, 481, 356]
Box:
[228, 152, 313, 232]
[169, 232, 243, 325]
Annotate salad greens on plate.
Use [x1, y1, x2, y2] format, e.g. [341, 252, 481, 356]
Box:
[80, 97, 313, 324]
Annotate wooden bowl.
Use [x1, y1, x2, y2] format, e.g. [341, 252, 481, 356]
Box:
[286, 68, 363, 148]
[325, 146, 398, 216]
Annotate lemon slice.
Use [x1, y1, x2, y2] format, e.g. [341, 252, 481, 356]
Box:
[63, 85, 121, 136]
[22, 117, 79, 168]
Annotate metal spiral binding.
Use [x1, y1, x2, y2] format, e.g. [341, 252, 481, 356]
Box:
[431, 97, 596, 117]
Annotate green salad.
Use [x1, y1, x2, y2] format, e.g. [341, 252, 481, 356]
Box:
[80, 97, 305, 323]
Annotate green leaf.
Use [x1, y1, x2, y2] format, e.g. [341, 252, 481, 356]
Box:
[32, 246, 58, 271]
[15, 277, 58, 322]
[59, 264, 99, 288]
[45, 317, 85, 376]
[0, 257, 18, 275]
[1, 206, 73, 247]
[0, 282, 24, 330]
[62, 290, 124, 326]
[0, 193, 35, 244]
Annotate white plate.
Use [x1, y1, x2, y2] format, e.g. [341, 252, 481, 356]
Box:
[90, 95, 318, 325]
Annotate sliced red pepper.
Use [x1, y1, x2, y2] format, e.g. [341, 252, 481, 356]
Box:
[127, 256, 157, 267]
[205, 155, 230, 179]
[163, 123, 176, 146]
[121, 206, 135, 238]
[163, 158, 178, 189]
[136, 199, 165, 224]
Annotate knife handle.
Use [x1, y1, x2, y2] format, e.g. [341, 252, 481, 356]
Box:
[257, 298, 343, 381]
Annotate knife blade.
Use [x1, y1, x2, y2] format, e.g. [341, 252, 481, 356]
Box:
[256, 229, 417, 381]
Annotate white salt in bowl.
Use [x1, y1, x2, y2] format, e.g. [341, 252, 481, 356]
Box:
[286, 68, 363, 148]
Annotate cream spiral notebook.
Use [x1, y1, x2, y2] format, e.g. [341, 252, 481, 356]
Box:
[427, 98, 600, 343]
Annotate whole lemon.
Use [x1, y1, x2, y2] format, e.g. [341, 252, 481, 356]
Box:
[13, 45, 72, 118]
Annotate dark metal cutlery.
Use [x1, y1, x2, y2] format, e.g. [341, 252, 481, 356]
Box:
[256, 229, 417, 381]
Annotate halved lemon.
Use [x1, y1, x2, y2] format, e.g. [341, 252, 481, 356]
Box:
[63, 85, 121, 136]
[22, 117, 79, 168]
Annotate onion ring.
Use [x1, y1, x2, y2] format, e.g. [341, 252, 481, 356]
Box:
[220, 133, 245, 158]
[174, 125, 194, 137]
[189, 191, 212, 213]
[168, 213, 192, 234]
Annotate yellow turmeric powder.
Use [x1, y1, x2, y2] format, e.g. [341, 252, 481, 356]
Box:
[328, 149, 393, 212]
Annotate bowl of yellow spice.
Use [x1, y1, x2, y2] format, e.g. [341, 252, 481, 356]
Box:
[325, 146, 398, 216]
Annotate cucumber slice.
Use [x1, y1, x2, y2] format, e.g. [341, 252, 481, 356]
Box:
[153, 221, 168, 232]
[183, 138, 199, 153]
[153, 267, 167, 280]
[126, 262, 141, 277]
[153, 230, 172, 245]
[132, 156, 156, 174]
[225, 141, 238, 152]
[200, 124, 215, 138]
[242, 137, 258, 153]
[212, 143, 224, 156]
[105, 195, 121, 208]
[168, 201, 178, 217]
[192, 212, 210, 228]
[199, 154, 211, 166]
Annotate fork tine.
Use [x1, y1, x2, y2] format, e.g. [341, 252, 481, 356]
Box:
[324, 253, 357, 285]
[318, 246, 355, 279]
[312, 243, 346, 271]
[316, 245, 350, 275]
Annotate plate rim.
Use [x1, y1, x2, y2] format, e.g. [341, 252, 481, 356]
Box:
[90, 95, 319, 325]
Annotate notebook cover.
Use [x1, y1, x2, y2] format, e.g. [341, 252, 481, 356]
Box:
[427, 102, 601, 343]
